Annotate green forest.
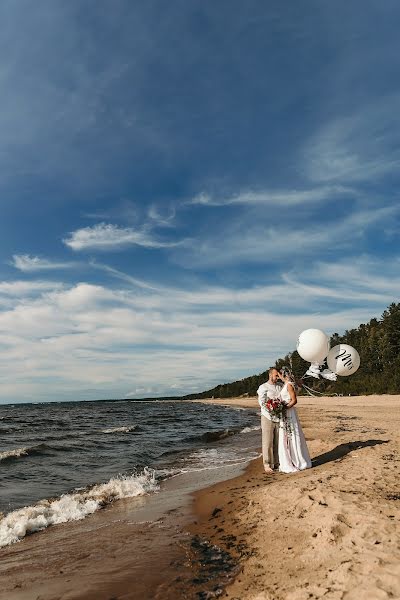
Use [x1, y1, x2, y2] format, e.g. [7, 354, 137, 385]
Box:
[183, 302, 400, 399]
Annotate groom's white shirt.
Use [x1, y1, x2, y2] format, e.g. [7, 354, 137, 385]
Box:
[257, 382, 282, 422]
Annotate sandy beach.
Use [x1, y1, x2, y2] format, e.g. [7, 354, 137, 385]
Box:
[189, 394, 400, 599]
[1, 394, 399, 599]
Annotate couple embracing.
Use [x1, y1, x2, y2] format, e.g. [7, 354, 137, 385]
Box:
[257, 367, 312, 474]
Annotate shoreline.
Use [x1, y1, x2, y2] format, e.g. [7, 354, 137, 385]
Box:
[0, 418, 260, 600]
[0, 395, 399, 599]
[187, 394, 400, 599]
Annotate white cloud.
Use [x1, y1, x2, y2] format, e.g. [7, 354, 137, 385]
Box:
[0, 254, 396, 402]
[303, 96, 400, 184]
[125, 387, 155, 397]
[48, 282, 114, 310]
[283, 256, 400, 304]
[172, 204, 399, 269]
[12, 254, 75, 272]
[147, 204, 176, 227]
[189, 186, 355, 207]
[63, 223, 181, 251]
[0, 280, 62, 296]
[89, 261, 160, 291]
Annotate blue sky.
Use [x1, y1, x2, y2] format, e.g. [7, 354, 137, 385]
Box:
[1, 1, 400, 403]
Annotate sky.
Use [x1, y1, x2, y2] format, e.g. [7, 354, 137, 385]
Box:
[1, 1, 400, 403]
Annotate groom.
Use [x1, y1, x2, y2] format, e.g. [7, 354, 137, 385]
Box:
[257, 367, 283, 473]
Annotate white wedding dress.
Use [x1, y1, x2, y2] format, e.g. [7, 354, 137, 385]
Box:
[278, 383, 312, 473]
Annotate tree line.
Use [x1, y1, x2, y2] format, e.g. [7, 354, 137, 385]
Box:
[182, 302, 400, 399]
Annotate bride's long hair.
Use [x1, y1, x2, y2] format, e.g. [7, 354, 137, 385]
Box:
[281, 365, 301, 390]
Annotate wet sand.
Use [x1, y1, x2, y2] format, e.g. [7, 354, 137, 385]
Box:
[190, 395, 400, 599]
[0, 450, 255, 600]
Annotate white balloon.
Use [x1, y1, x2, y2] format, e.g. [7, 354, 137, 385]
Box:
[296, 329, 330, 363]
[327, 344, 360, 376]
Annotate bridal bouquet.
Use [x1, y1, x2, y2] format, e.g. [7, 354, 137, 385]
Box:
[264, 397, 286, 420]
[264, 397, 293, 437]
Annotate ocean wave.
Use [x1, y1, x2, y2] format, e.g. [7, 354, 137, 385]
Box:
[0, 416, 23, 423]
[0, 442, 86, 462]
[240, 425, 261, 434]
[0, 469, 158, 547]
[101, 425, 140, 434]
[186, 428, 241, 443]
[26, 431, 90, 443]
[181, 447, 261, 471]
[0, 444, 49, 463]
[0, 447, 29, 461]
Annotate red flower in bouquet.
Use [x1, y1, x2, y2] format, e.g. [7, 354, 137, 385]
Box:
[265, 397, 286, 419]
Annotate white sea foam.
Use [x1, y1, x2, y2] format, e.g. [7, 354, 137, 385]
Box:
[0, 469, 158, 547]
[0, 447, 29, 461]
[101, 425, 137, 434]
[240, 425, 261, 434]
[181, 447, 260, 472]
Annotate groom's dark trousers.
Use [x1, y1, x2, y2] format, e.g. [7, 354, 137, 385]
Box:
[261, 415, 279, 469]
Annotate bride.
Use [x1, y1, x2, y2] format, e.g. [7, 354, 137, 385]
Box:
[277, 373, 312, 473]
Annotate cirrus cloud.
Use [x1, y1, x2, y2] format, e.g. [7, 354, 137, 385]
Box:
[188, 185, 356, 207]
[12, 254, 76, 272]
[63, 223, 183, 251]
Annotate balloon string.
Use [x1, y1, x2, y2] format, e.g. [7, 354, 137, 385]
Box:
[301, 383, 329, 397]
[283, 367, 335, 397]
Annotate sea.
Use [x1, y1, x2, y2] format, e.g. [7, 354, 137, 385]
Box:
[0, 399, 260, 548]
